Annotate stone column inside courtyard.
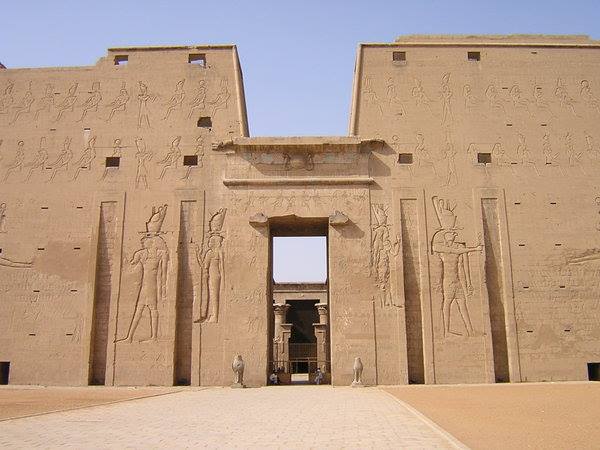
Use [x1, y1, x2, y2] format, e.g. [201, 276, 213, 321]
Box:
[314, 303, 328, 372]
[273, 303, 291, 371]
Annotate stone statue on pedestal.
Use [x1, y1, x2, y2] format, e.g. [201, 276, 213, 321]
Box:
[232, 354, 245, 388]
[352, 357, 364, 387]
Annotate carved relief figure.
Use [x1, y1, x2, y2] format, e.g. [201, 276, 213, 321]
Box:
[565, 132, 585, 175]
[10, 82, 35, 124]
[100, 138, 124, 181]
[371, 204, 400, 307]
[580, 80, 600, 113]
[196, 208, 227, 323]
[182, 136, 205, 180]
[385, 77, 406, 116]
[440, 73, 453, 126]
[117, 205, 169, 343]
[208, 78, 230, 117]
[3, 140, 26, 181]
[414, 132, 437, 176]
[362, 76, 383, 115]
[431, 196, 482, 337]
[541, 133, 564, 175]
[532, 84, 554, 116]
[584, 131, 600, 161]
[106, 82, 130, 122]
[135, 137, 153, 189]
[157, 136, 182, 179]
[34, 84, 55, 120]
[485, 83, 506, 115]
[188, 80, 207, 118]
[78, 82, 102, 122]
[412, 78, 433, 114]
[0, 202, 6, 233]
[554, 78, 576, 116]
[515, 133, 539, 176]
[442, 139, 458, 186]
[25, 137, 49, 181]
[163, 79, 185, 120]
[137, 82, 156, 128]
[491, 142, 513, 169]
[48, 138, 73, 181]
[55, 83, 78, 122]
[463, 84, 482, 110]
[72, 136, 97, 180]
[0, 81, 14, 114]
[509, 84, 532, 117]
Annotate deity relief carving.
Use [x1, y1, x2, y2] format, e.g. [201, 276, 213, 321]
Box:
[208, 78, 230, 117]
[157, 136, 182, 179]
[3, 140, 26, 181]
[117, 205, 169, 343]
[163, 79, 185, 120]
[430, 196, 482, 338]
[34, 84, 55, 120]
[580, 80, 600, 113]
[554, 78, 576, 116]
[188, 80, 207, 118]
[10, 81, 34, 124]
[0, 81, 15, 114]
[385, 77, 406, 117]
[440, 73, 453, 126]
[195, 208, 227, 323]
[371, 204, 400, 307]
[72, 136, 97, 180]
[25, 137, 49, 181]
[137, 81, 157, 128]
[48, 137, 73, 182]
[412, 77, 434, 115]
[78, 81, 102, 122]
[55, 83, 78, 122]
[0, 202, 6, 233]
[106, 82, 130, 122]
[362, 75, 383, 115]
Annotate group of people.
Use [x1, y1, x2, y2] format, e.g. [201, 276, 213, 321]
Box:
[269, 368, 325, 385]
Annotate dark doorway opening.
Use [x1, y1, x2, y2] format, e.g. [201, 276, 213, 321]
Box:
[268, 215, 330, 385]
[588, 363, 600, 381]
[0, 362, 10, 384]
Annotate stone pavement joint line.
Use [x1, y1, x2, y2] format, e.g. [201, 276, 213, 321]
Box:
[0, 386, 466, 449]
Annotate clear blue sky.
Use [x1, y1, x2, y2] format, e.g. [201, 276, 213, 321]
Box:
[3, 0, 597, 282]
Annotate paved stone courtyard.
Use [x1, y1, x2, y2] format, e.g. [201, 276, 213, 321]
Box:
[0, 386, 463, 449]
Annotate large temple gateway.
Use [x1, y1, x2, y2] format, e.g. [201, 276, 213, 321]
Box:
[1, 35, 600, 387]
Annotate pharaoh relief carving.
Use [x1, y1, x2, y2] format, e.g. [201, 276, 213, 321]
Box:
[515, 133, 539, 176]
[195, 208, 227, 323]
[78, 82, 102, 122]
[385, 77, 406, 117]
[106, 82, 130, 122]
[137, 81, 157, 128]
[532, 83, 555, 117]
[371, 204, 400, 307]
[135, 137, 154, 189]
[117, 205, 169, 343]
[509, 84, 533, 117]
[430, 196, 482, 338]
[163, 79, 185, 120]
[442, 136, 458, 186]
[564, 132, 586, 175]
[440, 73, 453, 126]
[485, 82, 506, 116]
[157, 136, 182, 180]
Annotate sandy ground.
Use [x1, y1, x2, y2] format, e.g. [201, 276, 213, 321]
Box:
[0, 386, 181, 420]
[385, 382, 600, 450]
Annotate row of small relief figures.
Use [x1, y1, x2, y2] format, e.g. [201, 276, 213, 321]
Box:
[0, 135, 205, 185]
[396, 130, 600, 182]
[0, 77, 230, 127]
[366, 74, 600, 125]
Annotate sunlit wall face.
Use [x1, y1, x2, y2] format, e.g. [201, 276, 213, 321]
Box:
[272, 236, 327, 283]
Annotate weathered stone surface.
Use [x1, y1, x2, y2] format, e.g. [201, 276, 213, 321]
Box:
[1, 35, 600, 387]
